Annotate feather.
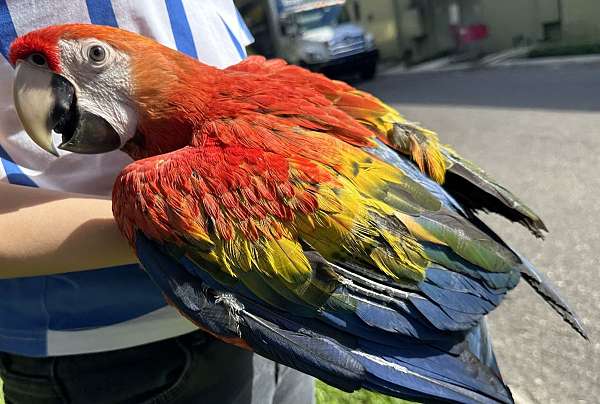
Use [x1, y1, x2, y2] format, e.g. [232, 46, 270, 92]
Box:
[441, 147, 548, 238]
[136, 233, 513, 403]
[227, 56, 546, 238]
[517, 254, 588, 339]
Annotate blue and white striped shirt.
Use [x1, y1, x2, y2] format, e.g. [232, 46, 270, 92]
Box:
[0, 0, 253, 357]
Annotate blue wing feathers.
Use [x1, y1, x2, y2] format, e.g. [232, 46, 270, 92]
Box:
[423, 243, 519, 290]
[375, 136, 585, 338]
[136, 233, 512, 403]
[135, 235, 240, 339]
[239, 314, 366, 392]
[358, 340, 512, 403]
[420, 280, 495, 315]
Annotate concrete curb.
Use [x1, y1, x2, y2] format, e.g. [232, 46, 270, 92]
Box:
[480, 46, 533, 65]
[380, 50, 600, 76]
[493, 53, 600, 68]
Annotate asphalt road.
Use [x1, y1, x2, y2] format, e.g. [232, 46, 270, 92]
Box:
[360, 62, 600, 403]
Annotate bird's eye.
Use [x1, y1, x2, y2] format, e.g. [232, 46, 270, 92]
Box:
[27, 53, 47, 67]
[88, 45, 106, 63]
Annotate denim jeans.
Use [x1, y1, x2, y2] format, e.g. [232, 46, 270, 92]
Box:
[0, 331, 315, 404]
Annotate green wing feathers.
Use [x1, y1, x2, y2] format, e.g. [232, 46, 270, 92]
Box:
[441, 146, 548, 237]
[332, 90, 547, 237]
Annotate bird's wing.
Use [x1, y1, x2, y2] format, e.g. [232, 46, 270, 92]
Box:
[223, 57, 589, 337]
[113, 126, 524, 403]
[227, 56, 547, 238]
[329, 82, 548, 238]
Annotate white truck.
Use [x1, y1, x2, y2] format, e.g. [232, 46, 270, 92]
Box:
[239, 0, 379, 79]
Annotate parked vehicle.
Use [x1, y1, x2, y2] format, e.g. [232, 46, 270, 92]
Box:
[239, 0, 379, 79]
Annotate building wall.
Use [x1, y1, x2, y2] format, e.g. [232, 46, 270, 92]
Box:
[478, 0, 546, 51]
[352, 0, 600, 61]
[479, 0, 600, 50]
[238, 0, 600, 66]
[349, 0, 459, 62]
[538, 0, 560, 23]
[350, 0, 600, 61]
[561, 0, 600, 42]
[347, 0, 402, 59]
[409, 0, 457, 61]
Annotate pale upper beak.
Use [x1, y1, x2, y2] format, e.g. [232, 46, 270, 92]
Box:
[13, 61, 74, 156]
[13, 60, 121, 156]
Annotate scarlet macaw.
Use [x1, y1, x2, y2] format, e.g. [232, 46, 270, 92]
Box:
[10, 25, 585, 403]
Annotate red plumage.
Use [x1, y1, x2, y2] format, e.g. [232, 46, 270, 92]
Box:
[8, 26, 66, 71]
[113, 142, 333, 245]
[124, 54, 378, 159]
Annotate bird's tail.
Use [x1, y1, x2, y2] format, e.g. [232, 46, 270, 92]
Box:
[517, 254, 588, 339]
[462, 213, 587, 340]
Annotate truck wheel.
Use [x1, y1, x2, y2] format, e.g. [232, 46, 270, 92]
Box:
[360, 63, 377, 80]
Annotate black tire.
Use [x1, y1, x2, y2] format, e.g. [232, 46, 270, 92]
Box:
[359, 62, 377, 80]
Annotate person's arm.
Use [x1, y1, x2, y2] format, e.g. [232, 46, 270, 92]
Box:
[0, 182, 137, 278]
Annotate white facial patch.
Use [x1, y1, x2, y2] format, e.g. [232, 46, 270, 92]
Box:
[57, 38, 138, 146]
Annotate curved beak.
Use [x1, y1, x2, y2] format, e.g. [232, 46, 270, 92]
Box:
[13, 60, 121, 156]
[13, 61, 74, 156]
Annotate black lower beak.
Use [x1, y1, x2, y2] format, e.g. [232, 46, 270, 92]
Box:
[52, 77, 121, 154]
[57, 107, 122, 154]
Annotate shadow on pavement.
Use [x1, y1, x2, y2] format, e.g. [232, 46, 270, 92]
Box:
[359, 63, 600, 112]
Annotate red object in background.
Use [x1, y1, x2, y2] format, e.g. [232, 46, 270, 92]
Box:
[458, 24, 489, 44]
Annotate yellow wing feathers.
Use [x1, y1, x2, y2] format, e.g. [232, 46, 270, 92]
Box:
[188, 147, 433, 290]
[332, 90, 447, 184]
[291, 148, 435, 284]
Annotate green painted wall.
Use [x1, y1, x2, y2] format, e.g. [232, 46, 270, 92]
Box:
[349, 0, 458, 62]
[336, 0, 600, 62]
[479, 0, 544, 50]
[347, 0, 403, 59]
[480, 0, 600, 50]
[561, 0, 600, 42]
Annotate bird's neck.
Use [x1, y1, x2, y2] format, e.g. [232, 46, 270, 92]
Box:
[122, 61, 226, 160]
